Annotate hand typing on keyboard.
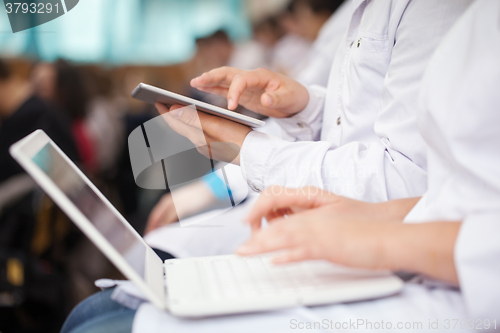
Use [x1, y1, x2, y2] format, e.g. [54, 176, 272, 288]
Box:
[237, 195, 390, 269]
[237, 185, 460, 286]
[238, 186, 400, 269]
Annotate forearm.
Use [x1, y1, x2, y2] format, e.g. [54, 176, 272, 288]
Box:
[381, 222, 461, 285]
[374, 197, 421, 223]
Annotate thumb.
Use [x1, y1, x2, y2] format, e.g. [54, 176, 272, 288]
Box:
[261, 91, 283, 109]
[261, 79, 290, 109]
[157, 103, 202, 130]
[175, 105, 202, 129]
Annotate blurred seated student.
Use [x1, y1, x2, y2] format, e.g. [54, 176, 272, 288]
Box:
[31, 59, 95, 172]
[0, 59, 78, 184]
[61, 1, 500, 331]
[188, 30, 236, 107]
[83, 67, 126, 175]
[284, 0, 350, 86]
[242, 0, 349, 84]
[255, 13, 310, 80]
[0, 59, 81, 329]
[191, 30, 234, 81]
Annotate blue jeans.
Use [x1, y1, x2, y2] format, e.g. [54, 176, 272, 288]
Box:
[60, 288, 136, 333]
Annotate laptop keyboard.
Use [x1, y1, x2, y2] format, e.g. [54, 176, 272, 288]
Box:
[197, 256, 328, 301]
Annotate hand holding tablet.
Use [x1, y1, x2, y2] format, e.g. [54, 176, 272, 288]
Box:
[132, 83, 265, 128]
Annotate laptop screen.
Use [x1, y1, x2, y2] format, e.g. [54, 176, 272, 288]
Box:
[32, 142, 147, 278]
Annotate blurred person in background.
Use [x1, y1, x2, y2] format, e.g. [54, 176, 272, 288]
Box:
[290, 0, 351, 87]
[267, 8, 311, 78]
[0, 59, 78, 183]
[31, 59, 95, 173]
[0, 59, 80, 332]
[83, 67, 126, 176]
[192, 30, 234, 79]
[7, 59, 125, 328]
[188, 30, 235, 107]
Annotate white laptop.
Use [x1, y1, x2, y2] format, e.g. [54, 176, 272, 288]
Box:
[10, 130, 404, 317]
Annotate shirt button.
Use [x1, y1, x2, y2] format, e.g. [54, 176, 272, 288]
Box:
[297, 122, 305, 128]
[336, 117, 341, 125]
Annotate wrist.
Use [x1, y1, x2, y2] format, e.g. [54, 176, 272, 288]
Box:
[379, 222, 460, 284]
[377, 222, 406, 271]
[364, 222, 398, 271]
[375, 197, 421, 223]
[288, 84, 310, 117]
[234, 129, 252, 165]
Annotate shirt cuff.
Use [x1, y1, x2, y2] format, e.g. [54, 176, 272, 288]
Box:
[454, 211, 500, 319]
[273, 85, 326, 141]
[240, 131, 281, 192]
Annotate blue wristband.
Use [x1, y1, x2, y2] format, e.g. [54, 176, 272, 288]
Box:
[202, 172, 231, 200]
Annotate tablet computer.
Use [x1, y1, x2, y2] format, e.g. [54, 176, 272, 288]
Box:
[132, 83, 265, 128]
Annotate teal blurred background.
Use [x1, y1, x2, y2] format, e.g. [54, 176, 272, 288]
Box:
[0, 0, 251, 65]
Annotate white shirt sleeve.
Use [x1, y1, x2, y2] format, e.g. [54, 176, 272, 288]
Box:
[240, 130, 426, 201]
[271, 85, 326, 142]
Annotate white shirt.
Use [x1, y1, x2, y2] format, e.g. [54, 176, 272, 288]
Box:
[404, 0, 500, 320]
[296, 0, 353, 87]
[240, 0, 472, 202]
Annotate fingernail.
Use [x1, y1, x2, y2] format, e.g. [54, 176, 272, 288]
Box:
[228, 99, 234, 109]
[170, 108, 183, 118]
[191, 75, 203, 84]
